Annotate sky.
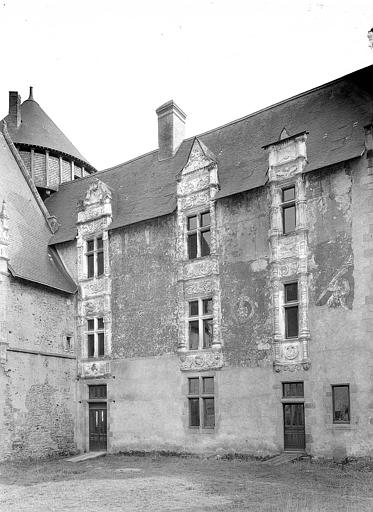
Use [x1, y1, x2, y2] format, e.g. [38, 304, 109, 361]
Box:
[0, 0, 372, 170]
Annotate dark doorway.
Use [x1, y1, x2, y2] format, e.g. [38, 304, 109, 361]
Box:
[283, 403, 305, 451]
[89, 402, 107, 451]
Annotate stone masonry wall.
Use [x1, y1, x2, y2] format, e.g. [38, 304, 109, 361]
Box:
[0, 278, 76, 460]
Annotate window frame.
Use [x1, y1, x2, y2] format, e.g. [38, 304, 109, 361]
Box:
[187, 375, 215, 430]
[282, 381, 304, 398]
[281, 185, 296, 235]
[284, 282, 299, 339]
[186, 210, 211, 260]
[187, 297, 213, 350]
[332, 384, 350, 424]
[86, 236, 104, 279]
[86, 317, 105, 359]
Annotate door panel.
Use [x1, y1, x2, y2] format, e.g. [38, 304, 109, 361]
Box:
[283, 403, 305, 450]
[89, 403, 107, 451]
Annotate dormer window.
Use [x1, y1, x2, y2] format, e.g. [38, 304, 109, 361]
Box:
[187, 211, 211, 259]
[86, 236, 104, 278]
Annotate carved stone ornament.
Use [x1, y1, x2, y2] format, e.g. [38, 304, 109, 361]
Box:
[179, 190, 210, 211]
[184, 278, 214, 297]
[181, 138, 216, 176]
[183, 259, 218, 280]
[283, 343, 299, 360]
[178, 174, 210, 196]
[180, 351, 223, 371]
[274, 360, 311, 373]
[82, 179, 112, 209]
[47, 216, 59, 234]
[79, 360, 110, 378]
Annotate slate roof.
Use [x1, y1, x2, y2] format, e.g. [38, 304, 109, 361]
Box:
[1, 93, 95, 172]
[0, 131, 77, 293]
[46, 65, 373, 245]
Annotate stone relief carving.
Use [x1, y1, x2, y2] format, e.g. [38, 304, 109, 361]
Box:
[274, 361, 311, 373]
[79, 360, 110, 378]
[81, 179, 112, 209]
[183, 259, 218, 280]
[278, 260, 298, 278]
[283, 343, 299, 360]
[180, 351, 223, 371]
[83, 298, 105, 316]
[236, 296, 255, 322]
[184, 278, 214, 297]
[179, 190, 210, 211]
[181, 139, 216, 175]
[178, 174, 210, 196]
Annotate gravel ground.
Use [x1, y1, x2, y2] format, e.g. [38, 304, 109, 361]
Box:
[1, 454, 373, 511]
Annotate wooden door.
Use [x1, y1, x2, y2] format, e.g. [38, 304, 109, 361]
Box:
[283, 403, 305, 451]
[89, 403, 107, 451]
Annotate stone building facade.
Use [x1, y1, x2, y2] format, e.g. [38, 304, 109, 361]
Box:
[1, 64, 373, 460]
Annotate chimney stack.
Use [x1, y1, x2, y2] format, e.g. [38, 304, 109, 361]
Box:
[156, 100, 186, 160]
[8, 91, 21, 128]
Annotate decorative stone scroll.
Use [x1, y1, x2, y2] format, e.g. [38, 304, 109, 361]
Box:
[183, 258, 218, 280]
[78, 360, 111, 379]
[184, 278, 214, 297]
[180, 351, 223, 371]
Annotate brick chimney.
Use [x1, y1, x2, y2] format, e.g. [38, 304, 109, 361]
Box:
[8, 91, 21, 128]
[156, 100, 186, 160]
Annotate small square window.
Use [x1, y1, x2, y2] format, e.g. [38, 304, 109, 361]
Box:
[283, 382, 304, 398]
[332, 385, 350, 423]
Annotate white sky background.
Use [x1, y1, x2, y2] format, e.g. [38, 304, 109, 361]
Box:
[0, 0, 372, 170]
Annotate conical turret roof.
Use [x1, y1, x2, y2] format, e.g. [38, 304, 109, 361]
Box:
[2, 88, 95, 172]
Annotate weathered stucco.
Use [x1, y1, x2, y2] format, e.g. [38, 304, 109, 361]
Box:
[110, 215, 178, 358]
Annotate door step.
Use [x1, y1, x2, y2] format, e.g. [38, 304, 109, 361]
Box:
[65, 451, 107, 463]
[262, 452, 304, 466]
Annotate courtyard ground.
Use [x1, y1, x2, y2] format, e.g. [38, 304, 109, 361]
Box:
[0, 453, 373, 511]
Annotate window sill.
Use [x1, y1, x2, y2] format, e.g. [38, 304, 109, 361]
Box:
[187, 428, 216, 435]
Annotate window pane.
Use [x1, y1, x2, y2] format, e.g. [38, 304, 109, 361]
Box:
[282, 186, 295, 202]
[98, 333, 105, 356]
[189, 320, 199, 350]
[201, 212, 210, 227]
[97, 251, 104, 276]
[285, 283, 298, 303]
[96, 237, 103, 249]
[201, 229, 211, 257]
[87, 254, 94, 278]
[203, 319, 213, 348]
[203, 298, 213, 315]
[87, 240, 94, 252]
[189, 398, 200, 427]
[333, 386, 350, 422]
[283, 382, 304, 398]
[87, 319, 95, 331]
[187, 216, 197, 231]
[283, 205, 296, 234]
[189, 378, 199, 395]
[188, 233, 198, 259]
[203, 398, 215, 428]
[203, 377, 214, 394]
[88, 334, 95, 357]
[89, 385, 107, 399]
[97, 317, 104, 329]
[285, 306, 298, 338]
[189, 301, 199, 317]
